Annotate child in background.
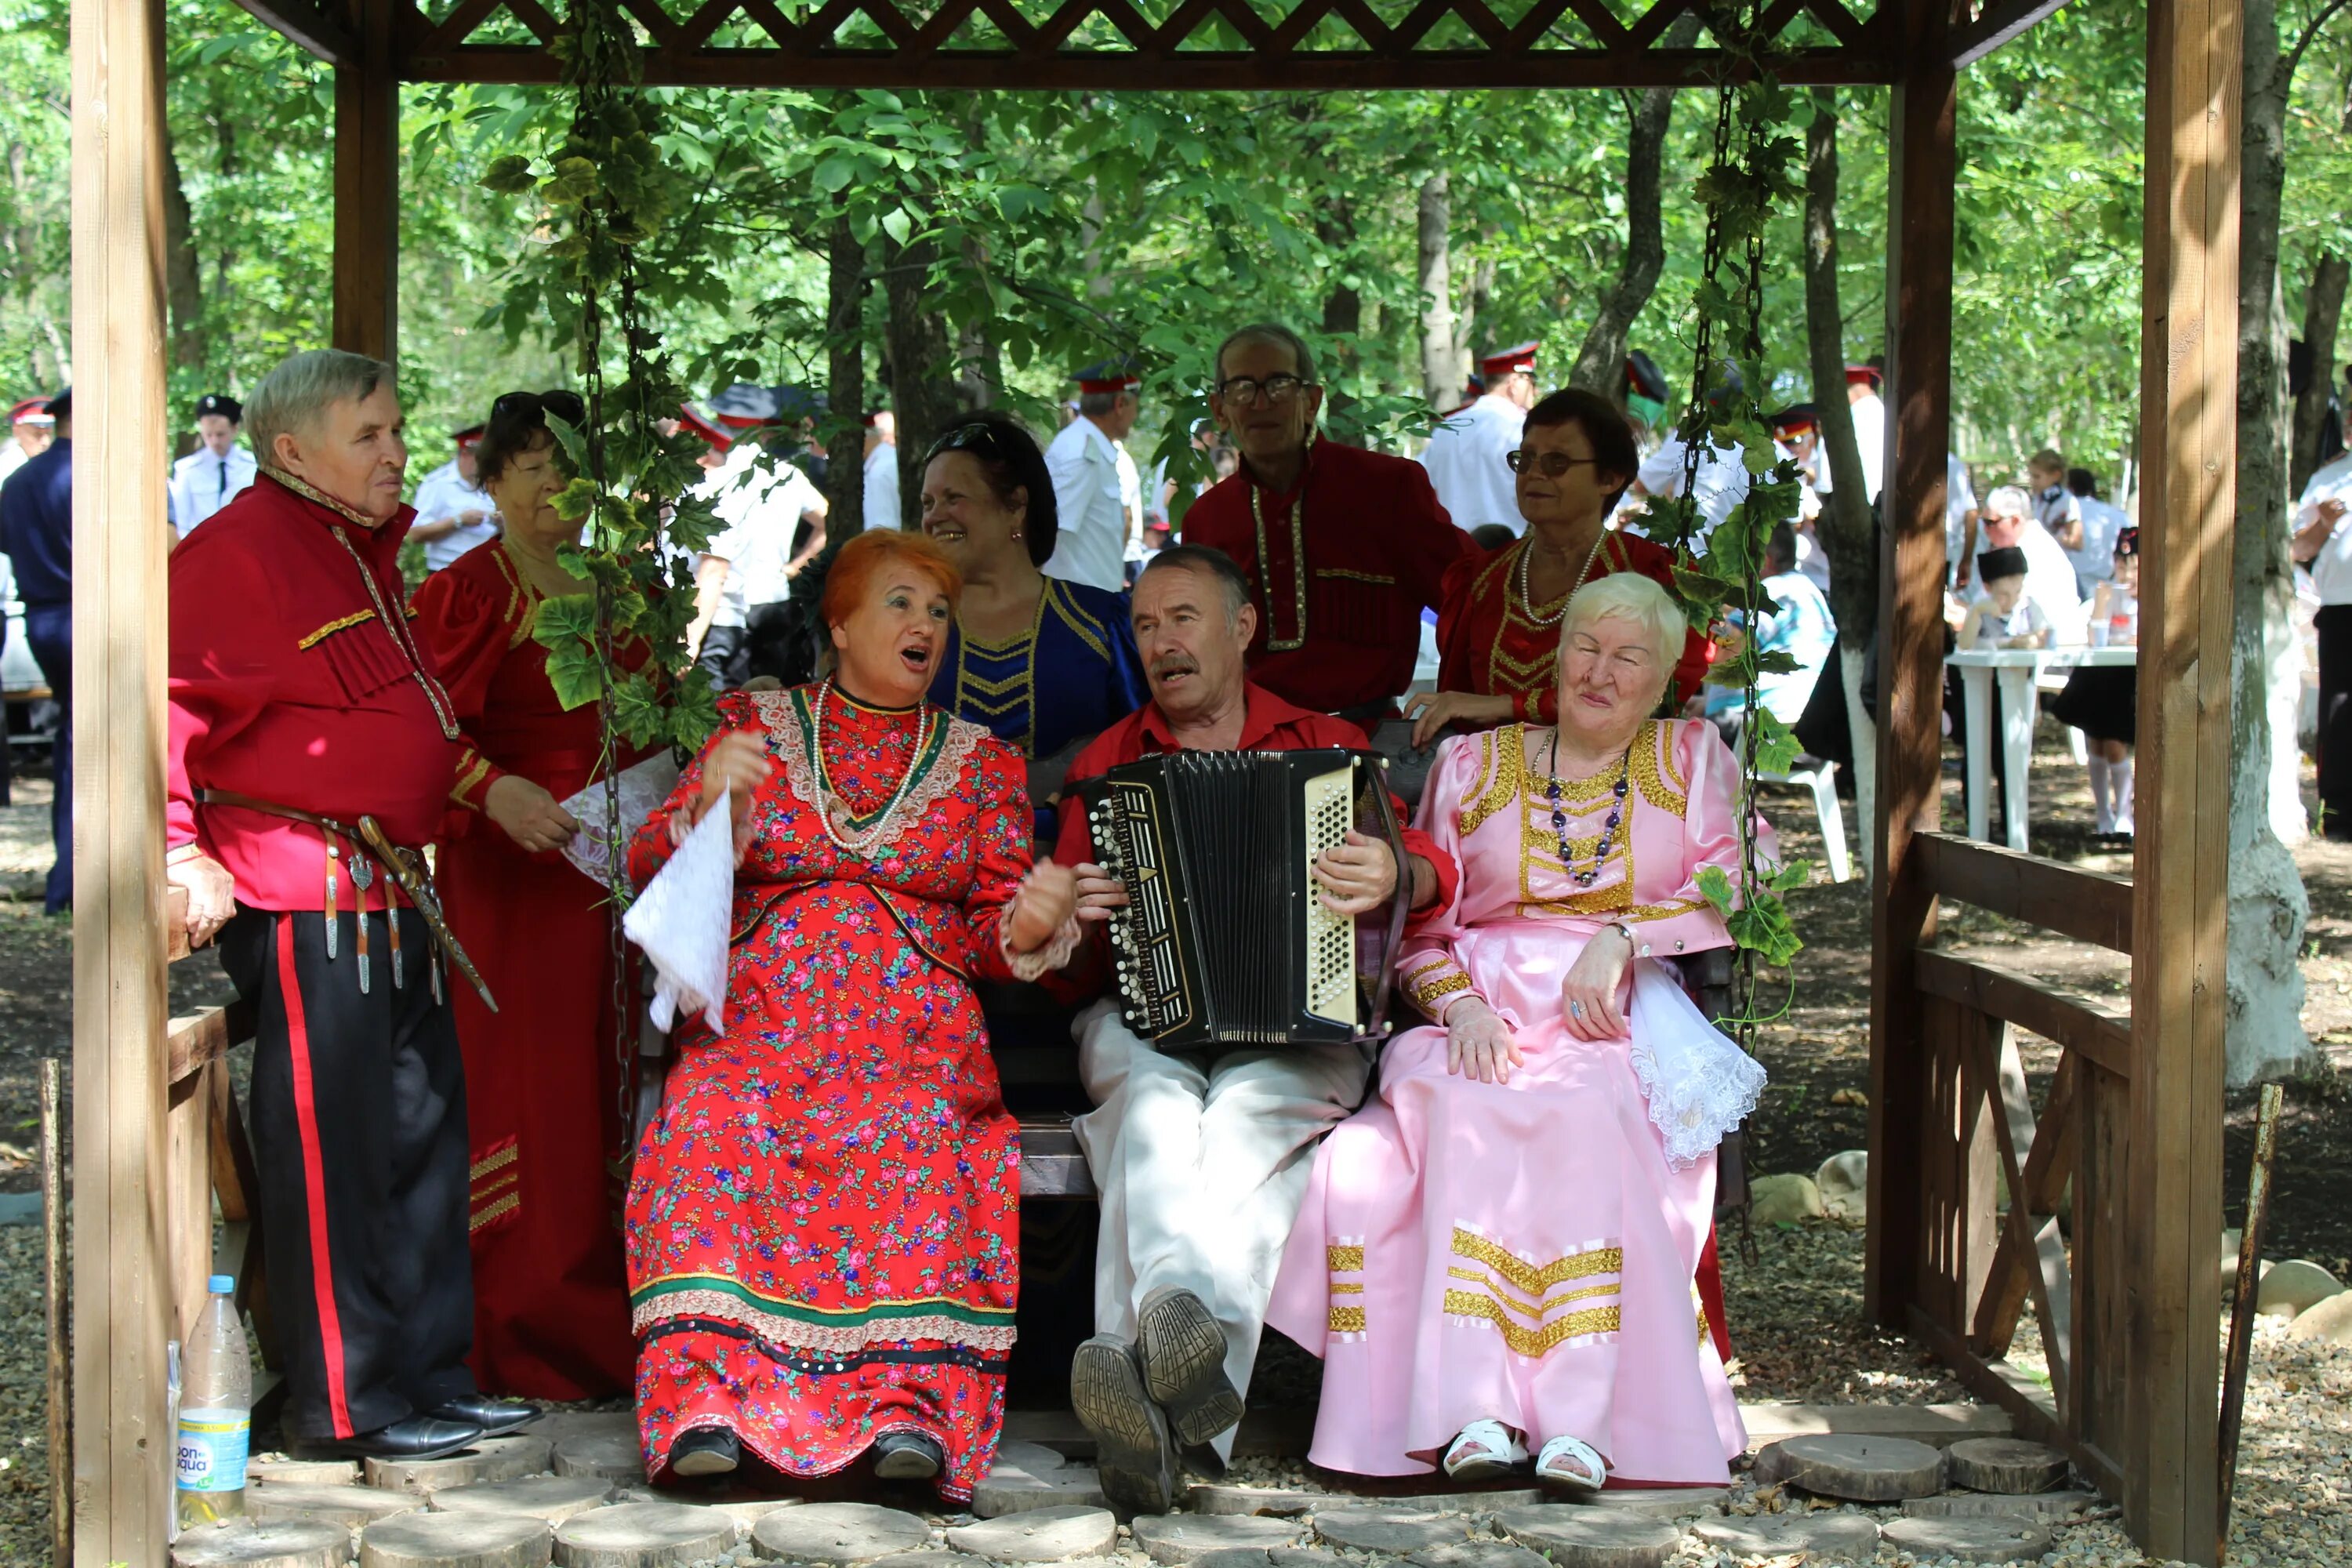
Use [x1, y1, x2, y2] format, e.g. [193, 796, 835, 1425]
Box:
[1957, 546, 2055, 651]
[2047, 528, 2141, 841]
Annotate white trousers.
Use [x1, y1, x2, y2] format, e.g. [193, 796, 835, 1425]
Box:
[1069, 1000, 1370, 1460]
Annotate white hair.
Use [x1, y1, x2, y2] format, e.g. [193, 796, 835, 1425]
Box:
[246, 348, 395, 467]
[1984, 484, 2032, 520]
[1559, 570, 1686, 679]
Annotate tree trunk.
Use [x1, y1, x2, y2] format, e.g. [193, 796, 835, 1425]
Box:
[1417, 170, 1462, 408]
[2229, 0, 2318, 1086]
[1567, 15, 1701, 395]
[1802, 90, 1878, 881]
[822, 210, 865, 535]
[162, 129, 207, 372]
[1318, 200, 1361, 343]
[883, 234, 962, 533]
[2292, 252, 2348, 493]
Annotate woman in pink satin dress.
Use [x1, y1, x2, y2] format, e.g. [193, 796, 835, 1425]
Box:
[1266, 572, 1766, 1491]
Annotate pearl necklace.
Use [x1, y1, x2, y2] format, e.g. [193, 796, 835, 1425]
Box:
[810, 680, 931, 857]
[1516, 528, 1608, 628]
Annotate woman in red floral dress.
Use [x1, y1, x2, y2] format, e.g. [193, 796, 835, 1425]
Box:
[411, 390, 659, 1400]
[626, 529, 1080, 1498]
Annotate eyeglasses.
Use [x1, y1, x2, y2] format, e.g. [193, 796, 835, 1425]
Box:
[923, 422, 1014, 465]
[492, 390, 587, 425]
[1506, 449, 1601, 477]
[1216, 374, 1312, 408]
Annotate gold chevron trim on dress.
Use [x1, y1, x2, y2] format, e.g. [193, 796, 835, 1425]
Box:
[1443, 1291, 1620, 1353]
[1327, 1243, 1364, 1272]
[297, 610, 374, 650]
[1330, 1282, 1364, 1296]
[1443, 1267, 1618, 1321]
[1461, 725, 1525, 836]
[1449, 1227, 1622, 1294]
[1329, 1306, 1367, 1334]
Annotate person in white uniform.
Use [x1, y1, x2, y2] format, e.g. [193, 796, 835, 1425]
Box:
[861, 408, 900, 532]
[682, 396, 827, 688]
[2062, 466, 2129, 597]
[1817, 362, 1887, 508]
[167, 393, 259, 540]
[2292, 446, 2352, 837]
[410, 424, 501, 571]
[1765, 405, 1831, 592]
[1621, 363, 1769, 554]
[0, 397, 54, 487]
[1043, 358, 1145, 593]
[1417, 341, 1539, 535]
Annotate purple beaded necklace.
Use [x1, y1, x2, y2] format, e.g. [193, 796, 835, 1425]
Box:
[1546, 731, 1635, 887]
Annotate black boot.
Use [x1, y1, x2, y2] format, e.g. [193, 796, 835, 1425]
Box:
[669, 1425, 740, 1479]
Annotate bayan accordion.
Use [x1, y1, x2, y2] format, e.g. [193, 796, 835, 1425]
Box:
[1078, 749, 1409, 1050]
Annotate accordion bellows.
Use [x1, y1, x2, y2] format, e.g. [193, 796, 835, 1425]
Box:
[1080, 749, 1381, 1049]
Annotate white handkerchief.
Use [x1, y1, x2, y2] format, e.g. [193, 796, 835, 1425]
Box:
[1624, 958, 1768, 1169]
[622, 786, 734, 1036]
[560, 753, 683, 887]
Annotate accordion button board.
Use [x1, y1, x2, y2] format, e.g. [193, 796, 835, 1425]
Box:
[1081, 748, 1369, 1050]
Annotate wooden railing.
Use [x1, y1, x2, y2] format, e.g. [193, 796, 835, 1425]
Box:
[1892, 832, 2134, 1502]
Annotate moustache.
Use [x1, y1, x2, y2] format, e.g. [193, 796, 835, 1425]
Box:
[1150, 655, 1200, 679]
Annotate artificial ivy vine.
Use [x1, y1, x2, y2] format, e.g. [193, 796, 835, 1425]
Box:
[1644, 3, 1812, 989]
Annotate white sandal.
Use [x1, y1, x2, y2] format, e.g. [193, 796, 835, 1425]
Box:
[1443, 1418, 1527, 1479]
[1535, 1433, 1606, 1492]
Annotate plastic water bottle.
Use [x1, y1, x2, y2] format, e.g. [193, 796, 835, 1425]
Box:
[176, 1276, 252, 1526]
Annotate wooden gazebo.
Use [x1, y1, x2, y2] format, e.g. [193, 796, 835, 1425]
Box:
[67, 0, 2237, 1561]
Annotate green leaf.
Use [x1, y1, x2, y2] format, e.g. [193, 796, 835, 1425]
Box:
[880, 205, 913, 246]
[532, 591, 600, 645]
[481, 154, 536, 194]
[543, 639, 605, 712]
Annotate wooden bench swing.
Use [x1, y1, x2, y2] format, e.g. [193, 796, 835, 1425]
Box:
[76, 0, 2237, 1560]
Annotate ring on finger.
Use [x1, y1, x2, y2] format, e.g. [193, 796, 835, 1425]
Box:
[1570, 1001, 1584, 1018]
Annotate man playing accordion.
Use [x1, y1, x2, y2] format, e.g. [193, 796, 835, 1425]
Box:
[1049, 545, 1457, 1512]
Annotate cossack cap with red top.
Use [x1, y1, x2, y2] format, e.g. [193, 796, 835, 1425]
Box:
[1076, 356, 1142, 395]
[709, 383, 784, 430]
[452, 423, 485, 449]
[8, 397, 53, 428]
[1845, 362, 1885, 389]
[1768, 403, 1818, 437]
[677, 403, 732, 450]
[1478, 341, 1539, 380]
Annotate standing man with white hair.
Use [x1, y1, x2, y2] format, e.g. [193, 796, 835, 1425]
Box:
[1045, 358, 1146, 593]
[165, 348, 534, 1462]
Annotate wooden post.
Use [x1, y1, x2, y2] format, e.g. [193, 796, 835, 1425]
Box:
[332, 0, 398, 360]
[68, 0, 174, 1553]
[2129, 0, 2238, 1556]
[1866, 0, 1958, 1327]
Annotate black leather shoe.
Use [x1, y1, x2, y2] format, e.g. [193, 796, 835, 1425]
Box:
[425, 1396, 539, 1436]
[872, 1429, 944, 1480]
[292, 1415, 484, 1462]
[670, 1425, 740, 1479]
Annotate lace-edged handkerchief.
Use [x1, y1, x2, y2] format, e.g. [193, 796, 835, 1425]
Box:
[622, 784, 733, 1036]
[1624, 957, 1768, 1169]
[559, 753, 682, 888]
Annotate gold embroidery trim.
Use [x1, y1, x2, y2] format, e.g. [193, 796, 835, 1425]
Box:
[1329, 1306, 1367, 1334]
[1314, 568, 1396, 586]
[452, 753, 494, 808]
[627, 1291, 1019, 1354]
[470, 1172, 519, 1204]
[1461, 725, 1525, 837]
[1327, 1244, 1365, 1272]
[1449, 1229, 1623, 1294]
[1250, 467, 1308, 653]
[470, 1192, 521, 1232]
[1408, 970, 1471, 1007]
[1046, 581, 1114, 666]
[1330, 1282, 1364, 1296]
[297, 610, 374, 650]
[470, 1142, 520, 1180]
[1444, 1293, 1621, 1352]
[1444, 1268, 1619, 1320]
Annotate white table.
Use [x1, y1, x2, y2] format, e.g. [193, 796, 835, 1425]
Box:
[1947, 646, 2136, 851]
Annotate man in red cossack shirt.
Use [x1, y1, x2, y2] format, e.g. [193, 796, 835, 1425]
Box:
[1181, 323, 1477, 724]
[1046, 546, 1459, 1512]
[165, 349, 532, 1461]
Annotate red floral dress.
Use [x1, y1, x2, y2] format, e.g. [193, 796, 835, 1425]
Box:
[624, 684, 1075, 1499]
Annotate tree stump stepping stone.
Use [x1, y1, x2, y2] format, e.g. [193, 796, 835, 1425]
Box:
[1492, 1509, 1680, 1568]
[1312, 1510, 1465, 1555]
[251, 1457, 365, 1488]
[369, 1436, 556, 1496]
[1945, 1436, 2070, 1494]
[1378, 1489, 1544, 1514]
[1128, 1512, 1299, 1564]
[946, 1504, 1120, 1563]
[530, 1411, 637, 1447]
[1187, 1486, 1321, 1518]
[550, 1435, 648, 1486]
[249, 1483, 425, 1530]
[1561, 1487, 1727, 1518]
[551, 1501, 735, 1567]
[1406, 1543, 1550, 1568]
[753, 1502, 933, 1563]
[434, 1476, 615, 1526]
[1751, 1435, 1946, 1501]
[1879, 1515, 2054, 1564]
[1693, 1512, 1881, 1560]
[702, 1495, 804, 1537]
[1904, 1490, 2099, 1521]
[360, 1511, 554, 1568]
[1183, 1552, 1336, 1568]
[172, 1519, 353, 1568]
[973, 1446, 1109, 1520]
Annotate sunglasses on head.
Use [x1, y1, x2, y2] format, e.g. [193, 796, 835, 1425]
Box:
[492, 390, 587, 425]
[923, 422, 1011, 464]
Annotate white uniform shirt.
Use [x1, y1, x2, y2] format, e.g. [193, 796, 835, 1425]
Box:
[169, 443, 258, 539]
[0, 444, 31, 488]
[1944, 455, 1978, 568]
[1817, 394, 1887, 503]
[411, 459, 502, 571]
[2067, 495, 2129, 590]
[700, 445, 824, 622]
[1044, 415, 1140, 594]
[1626, 428, 1757, 554]
[863, 443, 901, 532]
[1417, 394, 1526, 535]
[2295, 452, 2352, 604]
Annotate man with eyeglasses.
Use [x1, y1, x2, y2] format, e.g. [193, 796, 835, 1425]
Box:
[168, 393, 260, 541]
[410, 423, 501, 572]
[1418, 341, 1540, 537]
[1181, 323, 1475, 723]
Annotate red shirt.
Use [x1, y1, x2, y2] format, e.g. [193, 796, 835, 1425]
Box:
[1050, 683, 1458, 993]
[169, 474, 462, 911]
[1435, 531, 1711, 720]
[1182, 437, 1476, 713]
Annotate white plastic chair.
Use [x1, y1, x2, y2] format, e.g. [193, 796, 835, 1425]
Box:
[1755, 757, 1853, 884]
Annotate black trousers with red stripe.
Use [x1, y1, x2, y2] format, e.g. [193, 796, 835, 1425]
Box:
[221, 906, 478, 1440]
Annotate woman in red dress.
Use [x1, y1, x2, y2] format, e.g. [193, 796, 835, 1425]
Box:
[410, 389, 657, 1399]
[625, 530, 1080, 1497]
[1408, 387, 1711, 746]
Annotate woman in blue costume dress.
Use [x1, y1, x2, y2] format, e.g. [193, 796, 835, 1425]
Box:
[919, 410, 1147, 821]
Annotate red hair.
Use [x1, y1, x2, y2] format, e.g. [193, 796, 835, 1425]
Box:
[818, 528, 963, 630]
